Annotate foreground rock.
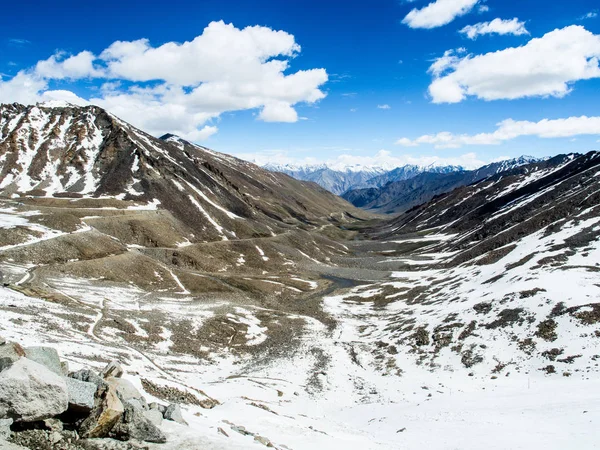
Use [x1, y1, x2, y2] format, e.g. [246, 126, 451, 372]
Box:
[66, 378, 97, 413]
[80, 385, 125, 439]
[0, 358, 68, 422]
[23, 347, 62, 376]
[0, 337, 195, 448]
[110, 403, 166, 443]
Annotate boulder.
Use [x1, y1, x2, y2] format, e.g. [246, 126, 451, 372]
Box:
[106, 378, 145, 406]
[110, 403, 166, 444]
[142, 409, 162, 428]
[23, 347, 62, 375]
[67, 377, 97, 412]
[164, 404, 187, 426]
[70, 369, 107, 389]
[101, 361, 124, 379]
[0, 337, 5, 346]
[0, 418, 12, 440]
[0, 358, 68, 422]
[0, 343, 25, 372]
[148, 403, 166, 415]
[79, 385, 124, 439]
[127, 399, 147, 412]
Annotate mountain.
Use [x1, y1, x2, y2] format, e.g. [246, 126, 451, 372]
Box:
[0, 103, 363, 242]
[0, 104, 598, 448]
[263, 163, 388, 195]
[343, 156, 541, 214]
[262, 162, 475, 195]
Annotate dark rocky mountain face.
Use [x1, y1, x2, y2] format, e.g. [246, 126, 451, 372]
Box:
[343, 156, 542, 214]
[370, 152, 600, 263]
[0, 103, 363, 243]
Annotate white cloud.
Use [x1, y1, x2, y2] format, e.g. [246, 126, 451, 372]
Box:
[428, 25, 600, 103]
[35, 51, 104, 79]
[477, 4, 489, 13]
[0, 21, 328, 142]
[397, 115, 600, 148]
[403, 0, 480, 29]
[580, 11, 598, 20]
[236, 148, 486, 170]
[460, 18, 529, 40]
[377, 104, 391, 109]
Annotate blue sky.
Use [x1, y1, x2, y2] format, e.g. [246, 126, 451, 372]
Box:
[1, 0, 599, 168]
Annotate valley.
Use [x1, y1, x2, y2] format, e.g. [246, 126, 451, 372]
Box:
[0, 104, 599, 449]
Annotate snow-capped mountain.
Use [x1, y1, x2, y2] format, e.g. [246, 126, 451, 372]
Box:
[263, 163, 388, 195]
[343, 156, 545, 213]
[263, 162, 466, 195]
[0, 103, 360, 242]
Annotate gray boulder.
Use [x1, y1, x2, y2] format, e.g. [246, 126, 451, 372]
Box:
[164, 404, 187, 426]
[67, 378, 97, 412]
[23, 347, 62, 375]
[70, 369, 107, 389]
[0, 358, 68, 422]
[79, 385, 125, 439]
[0, 418, 12, 440]
[142, 409, 162, 427]
[110, 403, 166, 443]
[106, 378, 145, 407]
[101, 361, 124, 379]
[0, 337, 5, 346]
[148, 403, 166, 415]
[0, 343, 25, 372]
[127, 399, 147, 412]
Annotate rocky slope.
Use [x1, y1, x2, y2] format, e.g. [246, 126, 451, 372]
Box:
[343, 156, 541, 214]
[0, 103, 362, 243]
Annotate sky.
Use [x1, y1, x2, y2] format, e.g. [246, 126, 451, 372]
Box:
[1, 0, 599, 169]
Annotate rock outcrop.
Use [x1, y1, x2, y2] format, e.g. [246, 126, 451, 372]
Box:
[0, 339, 191, 449]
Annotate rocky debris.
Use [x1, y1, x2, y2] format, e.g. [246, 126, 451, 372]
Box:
[0, 358, 69, 422]
[23, 347, 62, 375]
[80, 385, 125, 439]
[0, 418, 12, 440]
[0, 441, 28, 449]
[101, 362, 124, 380]
[79, 438, 149, 449]
[110, 403, 166, 444]
[67, 378, 98, 413]
[254, 435, 274, 447]
[163, 404, 187, 426]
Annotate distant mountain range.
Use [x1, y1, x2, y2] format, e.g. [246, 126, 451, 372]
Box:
[264, 156, 543, 211]
[342, 156, 542, 214]
[263, 162, 470, 195]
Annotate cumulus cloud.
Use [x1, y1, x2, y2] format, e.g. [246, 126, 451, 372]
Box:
[0, 21, 328, 141]
[403, 0, 480, 29]
[428, 25, 600, 103]
[236, 149, 486, 170]
[396, 115, 600, 148]
[459, 18, 529, 39]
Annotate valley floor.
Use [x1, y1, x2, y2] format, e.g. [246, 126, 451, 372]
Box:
[0, 199, 599, 449]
